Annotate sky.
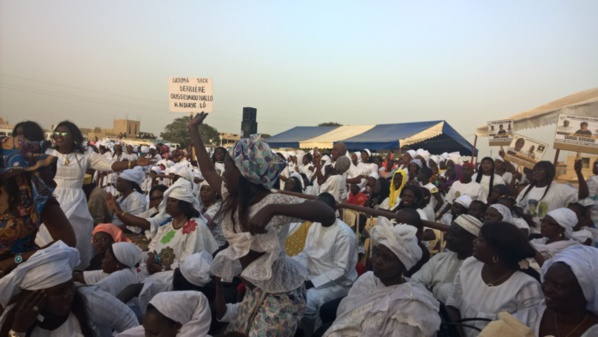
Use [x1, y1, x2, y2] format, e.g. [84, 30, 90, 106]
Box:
[1, 1, 597, 158]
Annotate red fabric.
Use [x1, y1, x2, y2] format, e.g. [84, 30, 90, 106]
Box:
[347, 192, 368, 206]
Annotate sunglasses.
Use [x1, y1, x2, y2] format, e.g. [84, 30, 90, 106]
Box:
[53, 131, 69, 137]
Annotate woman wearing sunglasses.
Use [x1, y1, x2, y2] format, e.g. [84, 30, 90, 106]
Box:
[42, 121, 151, 270]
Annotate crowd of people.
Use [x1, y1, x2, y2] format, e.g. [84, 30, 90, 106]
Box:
[0, 114, 597, 337]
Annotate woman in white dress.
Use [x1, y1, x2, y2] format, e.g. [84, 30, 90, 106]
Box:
[514, 245, 598, 337]
[446, 221, 543, 337]
[529, 208, 580, 269]
[474, 157, 505, 197]
[44, 121, 151, 269]
[145, 183, 218, 277]
[323, 220, 440, 337]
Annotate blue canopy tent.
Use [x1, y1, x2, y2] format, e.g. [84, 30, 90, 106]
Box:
[267, 121, 476, 156]
[265, 126, 339, 148]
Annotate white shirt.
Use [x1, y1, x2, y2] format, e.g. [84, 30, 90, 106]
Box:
[411, 252, 464, 303]
[320, 174, 347, 203]
[113, 191, 148, 233]
[121, 153, 138, 162]
[445, 180, 487, 204]
[446, 257, 543, 337]
[293, 219, 358, 289]
[473, 173, 505, 197]
[516, 182, 577, 231]
[83, 268, 139, 297]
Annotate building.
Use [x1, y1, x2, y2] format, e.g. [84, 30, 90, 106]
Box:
[219, 132, 240, 147]
[87, 119, 141, 140]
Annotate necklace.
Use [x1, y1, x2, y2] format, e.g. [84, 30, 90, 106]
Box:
[554, 311, 589, 337]
[62, 153, 72, 165]
[485, 269, 514, 287]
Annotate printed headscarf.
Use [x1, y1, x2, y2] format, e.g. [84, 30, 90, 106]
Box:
[229, 135, 286, 189]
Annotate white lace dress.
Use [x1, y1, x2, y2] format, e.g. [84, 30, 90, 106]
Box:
[44, 149, 114, 269]
[211, 184, 307, 293]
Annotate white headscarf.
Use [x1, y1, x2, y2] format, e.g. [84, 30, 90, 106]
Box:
[489, 204, 514, 225]
[119, 167, 146, 186]
[174, 166, 194, 183]
[150, 166, 162, 174]
[546, 208, 577, 238]
[454, 195, 473, 209]
[406, 150, 416, 159]
[0, 241, 79, 307]
[155, 179, 202, 220]
[541, 245, 598, 315]
[290, 172, 305, 190]
[112, 242, 142, 268]
[180, 251, 213, 287]
[150, 291, 211, 336]
[370, 217, 422, 270]
[453, 214, 483, 237]
[140, 145, 149, 154]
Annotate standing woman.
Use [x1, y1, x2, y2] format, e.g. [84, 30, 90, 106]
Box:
[45, 121, 150, 269]
[188, 113, 336, 336]
[474, 157, 505, 197]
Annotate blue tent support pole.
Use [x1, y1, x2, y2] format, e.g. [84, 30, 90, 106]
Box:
[472, 135, 478, 166]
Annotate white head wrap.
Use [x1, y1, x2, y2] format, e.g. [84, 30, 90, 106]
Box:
[454, 195, 473, 209]
[150, 166, 162, 174]
[321, 155, 331, 166]
[494, 154, 504, 162]
[406, 150, 416, 159]
[453, 214, 483, 237]
[150, 291, 211, 336]
[0, 241, 79, 307]
[154, 179, 202, 220]
[541, 245, 598, 315]
[149, 145, 157, 151]
[180, 251, 213, 287]
[354, 151, 362, 164]
[119, 166, 145, 186]
[174, 166, 194, 183]
[140, 146, 149, 154]
[546, 208, 578, 238]
[428, 155, 440, 165]
[410, 158, 423, 169]
[370, 217, 422, 270]
[489, 204, 514, 224]
[112, 242, 142, 268]
[363, 149, 371, 157]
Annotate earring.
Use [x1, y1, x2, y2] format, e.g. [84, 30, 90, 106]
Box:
[492, 256, 499, 264]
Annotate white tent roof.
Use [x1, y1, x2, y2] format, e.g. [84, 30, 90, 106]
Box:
[475, 88, 598, 137]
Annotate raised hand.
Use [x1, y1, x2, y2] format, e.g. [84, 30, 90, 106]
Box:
[188, 112, 209, 130]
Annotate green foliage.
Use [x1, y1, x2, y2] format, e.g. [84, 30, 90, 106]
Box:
[160, 116, 220, 147]
[318, 122, 342, 127]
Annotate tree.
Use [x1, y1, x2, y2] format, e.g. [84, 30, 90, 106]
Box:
[160, 116, 220, 147]
[318, 122, 342, 127]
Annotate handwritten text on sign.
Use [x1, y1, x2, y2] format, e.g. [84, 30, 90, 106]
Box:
[168, 77, 213, 113]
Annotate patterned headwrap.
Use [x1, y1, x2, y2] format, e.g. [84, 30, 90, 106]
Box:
[229, 135, 286, 189]
[0, 137, 54, 259]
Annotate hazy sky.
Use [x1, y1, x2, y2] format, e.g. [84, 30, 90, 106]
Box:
[1, 1, 597, 157]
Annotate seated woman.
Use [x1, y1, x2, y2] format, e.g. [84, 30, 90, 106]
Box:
[107, 167, 148, 234]
[143, 183, 218, 279]
[0, 241, 138, 337]
[323, 220, 440, 337]
[514, 245, 598, 337]
[393, 184, 429, 220]
[117, 291, 211, 337]
[446, 221, 543, 337]
[529, 208, 580, 268]
[74, 242, 141, 297]
[199, 182, 225, 248]
[484, 203, 529, 237]
[87, 223, 131, 271]
[378, 169, 406, 211]
[106, 184, 168, 241]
